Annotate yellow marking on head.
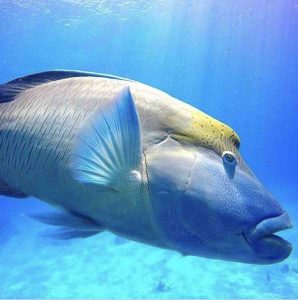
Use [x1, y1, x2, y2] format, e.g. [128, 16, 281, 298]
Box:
[171, 110, 241, 156]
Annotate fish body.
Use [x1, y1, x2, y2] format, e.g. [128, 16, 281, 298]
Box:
[0, 71, 293, 264]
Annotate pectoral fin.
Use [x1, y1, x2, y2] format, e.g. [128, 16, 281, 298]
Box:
[71, 87, 142, 190]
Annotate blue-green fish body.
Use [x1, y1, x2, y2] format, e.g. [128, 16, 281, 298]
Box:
[0, 71, 292, 264]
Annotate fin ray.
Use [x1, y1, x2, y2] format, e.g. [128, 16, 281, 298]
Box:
[71, 86, 142, 189]
[26, 211, 104, 233]
[44, 228, 99, 240]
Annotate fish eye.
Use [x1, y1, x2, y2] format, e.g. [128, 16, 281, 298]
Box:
[222, 151, 237, 165]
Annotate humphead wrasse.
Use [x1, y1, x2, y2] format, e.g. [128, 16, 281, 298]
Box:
[0, 70, 293, 264]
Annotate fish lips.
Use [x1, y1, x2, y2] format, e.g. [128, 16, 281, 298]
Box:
[243, 212, 293, 263]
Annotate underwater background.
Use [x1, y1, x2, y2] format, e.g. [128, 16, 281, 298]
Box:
[0, 0, 297, 298]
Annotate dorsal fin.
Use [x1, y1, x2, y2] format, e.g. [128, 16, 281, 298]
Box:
[0, 70, 134, 103]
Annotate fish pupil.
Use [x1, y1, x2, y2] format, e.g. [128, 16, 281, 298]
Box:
[225, 154, 234, 162]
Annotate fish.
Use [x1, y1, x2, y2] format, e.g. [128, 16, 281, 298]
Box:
[0, 70, 293, 264]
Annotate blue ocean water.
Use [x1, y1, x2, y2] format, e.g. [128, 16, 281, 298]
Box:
[0, 0, 297, 298]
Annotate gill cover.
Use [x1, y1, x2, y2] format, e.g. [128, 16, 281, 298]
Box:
[146, 138, 204, 254]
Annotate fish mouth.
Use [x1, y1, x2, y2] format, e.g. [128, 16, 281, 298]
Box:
[243, 212, 293, 263]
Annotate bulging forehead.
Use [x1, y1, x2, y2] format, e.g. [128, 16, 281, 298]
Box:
[190, 111, 240, 150]
[132, 83, 240, 157]
[168, 108, 241, 157]
[160, 108, 250, 174]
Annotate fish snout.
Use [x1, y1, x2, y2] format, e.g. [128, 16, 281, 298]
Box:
[243, 212, 293, 263]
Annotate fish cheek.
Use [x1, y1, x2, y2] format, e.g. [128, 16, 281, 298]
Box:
[176, 189, 218, 242]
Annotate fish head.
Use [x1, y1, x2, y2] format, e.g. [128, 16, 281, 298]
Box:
[176, 146, 292, 264]
[147, 114, 292, 264]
